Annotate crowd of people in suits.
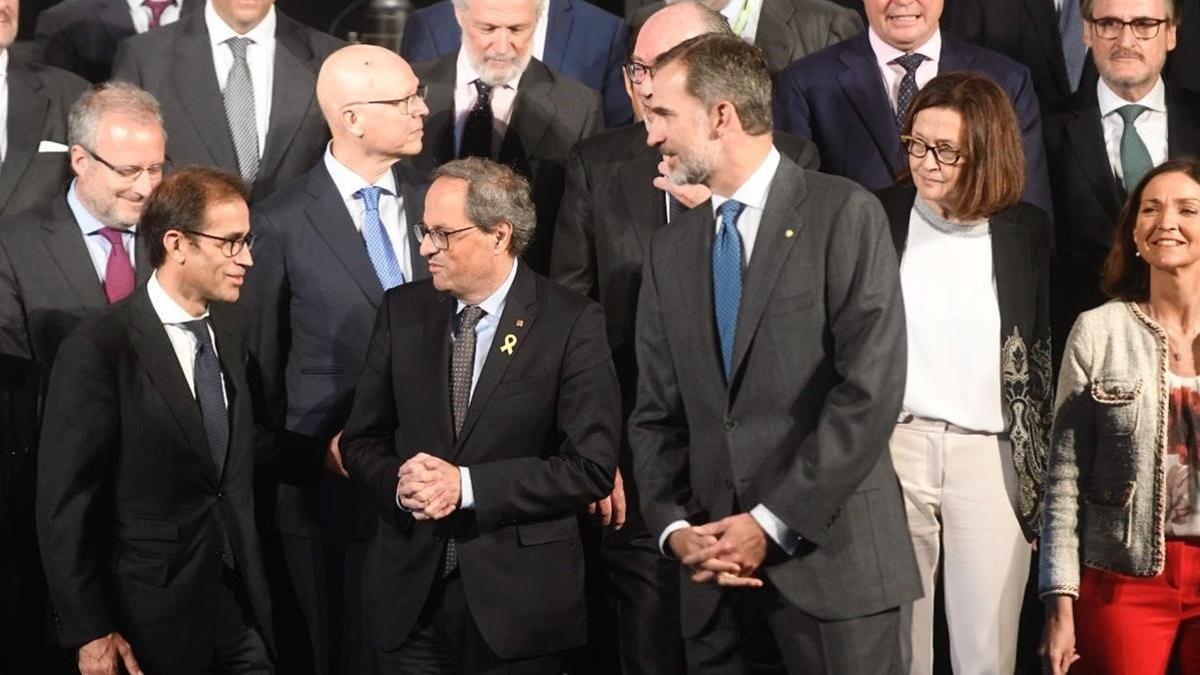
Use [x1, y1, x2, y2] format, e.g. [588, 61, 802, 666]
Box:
[0, 0, 1199, 673]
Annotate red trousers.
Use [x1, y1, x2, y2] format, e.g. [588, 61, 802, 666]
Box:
[1075, 539, 1200, 674]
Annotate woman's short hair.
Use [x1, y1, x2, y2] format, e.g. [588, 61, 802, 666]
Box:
[900, 71, 1025, 221]
[1101, 158, 1200, 301]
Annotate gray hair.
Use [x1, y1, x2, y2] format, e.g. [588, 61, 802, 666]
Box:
[1081, 0, 1181, 23]
[653, 33, 773, 135]
[658, 0, 735, 36]
[451, 0, 546, 19]
[67, 81, 166, 149]
[432, 158, 536, 256]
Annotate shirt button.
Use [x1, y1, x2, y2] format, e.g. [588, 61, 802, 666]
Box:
[724, 419, 738, 431]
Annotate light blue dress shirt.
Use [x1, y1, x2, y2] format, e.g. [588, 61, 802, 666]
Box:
[68, 180, 137, 283]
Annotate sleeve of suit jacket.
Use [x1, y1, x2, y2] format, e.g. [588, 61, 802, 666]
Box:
[242, 210, 290, 440]
[771, 70, 815, 141]
[398, 9, 441, 63]
[109, 41, 142, 84]
[0, 235, 31, 359]
[1010, 65, 1055, 217]
[548, 142, 599, 298]
[34, 8, 84, 79]
[600, 22, 634, 128]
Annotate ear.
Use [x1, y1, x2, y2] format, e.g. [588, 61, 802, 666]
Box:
[711, 100, 738, 137]
[493, 220, 513, 253]
[69, 145, 88, 177]
[163, 230, 188, 264]
[342, 108, 364, 138]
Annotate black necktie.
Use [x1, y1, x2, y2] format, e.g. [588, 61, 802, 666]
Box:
[893, 53, 927, 128]
[460, 80, 495, 159]
[444, 305, 484, 576]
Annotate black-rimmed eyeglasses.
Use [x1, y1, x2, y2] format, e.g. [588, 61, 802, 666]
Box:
[624, 61, 652, 85]
[1087, 16, 1170, 40]
[900, 135, 965, 166]
[412, 222, 477, 251]
[346, 85, 429, 115]
[82, 146, 171, 182]
[179, 229, 256, 257]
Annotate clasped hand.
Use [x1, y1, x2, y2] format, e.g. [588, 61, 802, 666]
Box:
[396, 452, 461, 520]
[669, 513, 769, 588]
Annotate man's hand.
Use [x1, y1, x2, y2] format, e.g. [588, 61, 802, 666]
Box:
[78, 632, 142, 675]
[685, 514, 769, 588]
[587, 467, 627, 529]
[653, 159, 712, 209]
[397, 452, 461, 520]
[668, 526, 745, 586]
[324, 431, 349, 479]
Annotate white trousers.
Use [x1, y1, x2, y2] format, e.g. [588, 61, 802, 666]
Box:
[890, 418, 1030, 675]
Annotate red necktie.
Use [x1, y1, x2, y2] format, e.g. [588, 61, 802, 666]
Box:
[98, 227, 135, 304]
[143, 0, 175, 29]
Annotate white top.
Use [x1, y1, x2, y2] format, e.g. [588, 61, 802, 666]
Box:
[709, 145, 781, 266]
[0, 49, 9, 163]
[1165, 371, 1200, 537]
[453, 47, 520, 159]
[899, 202, 1005, 433]
[719, 0, 764, 45]
[126, 0, 185, 33]
[868, 26, 942, 116]
[205, 0, 276, 156]
[1098, 76, 1169, 183]
[322, 144, 412, 283]
[146, 271, 228, 405]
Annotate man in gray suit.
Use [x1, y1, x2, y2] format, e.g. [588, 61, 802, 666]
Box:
[111, 0, 343, 203]
[630, 33, 921, 674]
[242, 44, 431, 675]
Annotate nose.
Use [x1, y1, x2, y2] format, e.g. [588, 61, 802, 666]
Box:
[1116, 23, 1139, 47]
[645, 118, 665, 149]
[133, 167, 158, 195]
[419, 232, 437, 258]
[236, 243, 254, 267]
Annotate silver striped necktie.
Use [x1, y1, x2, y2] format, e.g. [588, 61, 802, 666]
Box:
[222, 36, 259, 185]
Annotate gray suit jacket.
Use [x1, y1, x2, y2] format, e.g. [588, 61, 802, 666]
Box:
[0, 56, 88, 220]
[629, 155, 921, 633]
[110, 9, 344, 202]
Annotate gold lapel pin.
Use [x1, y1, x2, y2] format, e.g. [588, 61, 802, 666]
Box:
[500, 333, 518, 355]
[784, 229, 795, 238]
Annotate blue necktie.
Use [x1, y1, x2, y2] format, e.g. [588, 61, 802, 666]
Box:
[713, 200, 746, 381]
[357, 186, 406, 290]
[1060, 0, 1087, 92]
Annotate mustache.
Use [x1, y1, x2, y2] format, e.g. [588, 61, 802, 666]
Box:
[1110, 47, 1144, 60]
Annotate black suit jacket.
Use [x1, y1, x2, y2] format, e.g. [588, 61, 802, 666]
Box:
[410, 54, 603, 274]
[34, 0, 202, 83]
[341, 264, 620, 659]
[629, 156, 921, 635]
[1044, 83, 1200, 350]
[245, 160, 431, 540]
[111, 9, 344, 202]
[35, 291, 323, 671]
[0, 56, 88, 220]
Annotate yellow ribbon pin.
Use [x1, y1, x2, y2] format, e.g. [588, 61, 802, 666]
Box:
[499, 333, 518, 355]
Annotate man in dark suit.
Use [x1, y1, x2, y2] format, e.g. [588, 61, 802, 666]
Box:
[774, 0, 1054, 215]
[0, 0, 89, 221]
[111, 0, 344, 202]
[551, 4, 819, 674]
[36, 167, 332, 675]
[409, 0, 603, 274]
[631, 34, 921, 673]
[35, 0, 201, 83]
[1046, 0, 1200, 354]
[401, 0, 632, 127]
[629, 0, 863, 76]
[244, 44, 432, 675]
[341, 157, 620, 673]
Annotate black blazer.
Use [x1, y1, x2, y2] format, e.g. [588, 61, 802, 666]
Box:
[34, 0, 203, 83]
[341, 264, 620, 659]
[410, 54, 603, 274]
[110, 9, 344, 202]
[245, 160, 430, 540]
[0, 56, 88, 220]
[35, 291, 323, 671]
[1044, 83, 1200, 352]
[876, 185, 1053, 538]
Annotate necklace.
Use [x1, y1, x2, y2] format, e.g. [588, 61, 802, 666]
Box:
[1146, 304, 1197, 362]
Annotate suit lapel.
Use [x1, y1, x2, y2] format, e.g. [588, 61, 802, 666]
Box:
[416, 55, 458, 169]
[170, 11, 239, 169]
[623, 132, 669, 252]
[1167, 87, 1200, 158]
[454, 263, 537, 451]
[425, 296, 456, 458]
[394, 164, 431, 281]
[209, 303, 244, 479]
[673, 204, 725, 389]
[0, 62, 50, 208]
[259, 16, 319, 187]
[41, 199, 109, 307]
[1023, 0, 1070, 99]
[1064, 89, 1123, 215]
[303, 166, 385, 308]
[754, 0, 798, 73]
[541, 0, 572, 72]
[836, 38, 904, 177]
[499, 61, 557, 167]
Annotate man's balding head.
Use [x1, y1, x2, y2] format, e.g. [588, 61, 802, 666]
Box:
[627, 1, 733, 120]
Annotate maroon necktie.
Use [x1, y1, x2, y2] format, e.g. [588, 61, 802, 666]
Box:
[143, 0, 175, 29]
[98, 227, 135, 303]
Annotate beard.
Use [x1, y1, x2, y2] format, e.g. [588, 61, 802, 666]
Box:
[469, 49, 532, 87]
[668, 138, 719, 187]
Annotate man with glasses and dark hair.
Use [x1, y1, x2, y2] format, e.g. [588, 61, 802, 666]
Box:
[1045, 0, 1200, 360]
[37, 165, 334, 675]
[241, 43, 431, 675]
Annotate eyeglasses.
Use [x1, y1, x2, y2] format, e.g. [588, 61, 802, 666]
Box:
[179, 229, 257, 257]
[900, 135, 965, 166]
[347, 85, 429, 115]
[413, 222, 477, 251]
[82, 146, 170, 182]
[624, 61, 652, 85]
[1088, 16, 1170, 40]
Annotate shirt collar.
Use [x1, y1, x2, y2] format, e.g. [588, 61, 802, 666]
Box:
[868, 26, 942, 68]
[0, 49, 9, 80]
[147, 270, 210, 324]
[67, 180, 135, 237]
[457, 257, 519, 317]
[127, 0, 177, 12]
[1097, 76, 1167, 117]
[205, 0, 276, 48]
[711, 145, 780, 214]
[455, 46, 522, 91]
[322, 143, 399, 202]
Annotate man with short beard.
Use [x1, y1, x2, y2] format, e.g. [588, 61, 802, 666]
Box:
[409, 0, 603, 274]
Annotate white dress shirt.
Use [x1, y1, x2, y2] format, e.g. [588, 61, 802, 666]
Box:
[206, 0, 275, 155]
[1098, 77, 1169, 183]
[868, 27, 942, 116]
[453, 47, 521, 159]
[719, 0, 764, 45]
[68, 180, 138, 282]
[322, 144, 413, 283]
[0, 49, 10, 163]
[126, 0, 185, 33]
[146, 271, 227, 405]
[531, 0, 549, 61]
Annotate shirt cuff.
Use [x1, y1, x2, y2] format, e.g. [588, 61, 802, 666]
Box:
[658, 519, 691, 557]
[751, 503, 800, 556]
[459, 466, 474, 510]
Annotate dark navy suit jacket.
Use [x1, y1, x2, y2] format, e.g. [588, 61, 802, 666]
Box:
[400, 0, 632, 128]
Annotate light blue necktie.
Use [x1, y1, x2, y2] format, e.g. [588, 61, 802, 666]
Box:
[357, 186, 406, 290]
[1060, 0, 1087, 92]
[713, 200, 746, 381]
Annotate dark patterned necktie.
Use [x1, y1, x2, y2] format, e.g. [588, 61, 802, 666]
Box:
[444, 305, 484, 576]
[459, 80, 494, 159]
[892, 52, 928, 128]
[713, 200, 745, 381]
[97, 227, 135, 303]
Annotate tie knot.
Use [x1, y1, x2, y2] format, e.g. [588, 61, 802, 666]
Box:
[892, 53, 926, 74]
[356, 186, 385, 211]
[181, 319, 213, 347]
[225, 36, 253, 60]
[473, 80, 494, 104]
[717, 200, 746, 229]
[98, 226, 127, 246]
[458, 305, 485, 334]
[1116, 104, 1148, 125]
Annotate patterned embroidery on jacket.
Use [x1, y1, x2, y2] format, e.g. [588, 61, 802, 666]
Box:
[1003, 327, 1053, 534]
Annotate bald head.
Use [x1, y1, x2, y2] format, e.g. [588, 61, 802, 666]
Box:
[627, 1, 732, 120]
[317, 45, 417, 122]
